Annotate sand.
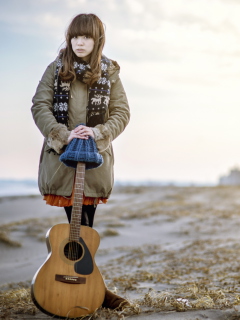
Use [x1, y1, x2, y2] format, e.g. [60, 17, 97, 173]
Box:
[2, 185, 240, 319]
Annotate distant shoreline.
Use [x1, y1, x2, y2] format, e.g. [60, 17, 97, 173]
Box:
[0, 194, 42, 201]
[0, 178, 218, 198]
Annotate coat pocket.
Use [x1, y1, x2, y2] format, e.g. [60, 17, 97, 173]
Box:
[104, 144, 113, 157]
[38, 142, 75, 196]
[39, 141, 52, 164]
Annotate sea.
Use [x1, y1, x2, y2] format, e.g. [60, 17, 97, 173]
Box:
[0, 179, 39, 197]
[0, 179, 216, 198]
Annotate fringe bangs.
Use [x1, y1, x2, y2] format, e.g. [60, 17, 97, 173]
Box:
[60, 13, 105, 85]
[66, 14, 104, 42]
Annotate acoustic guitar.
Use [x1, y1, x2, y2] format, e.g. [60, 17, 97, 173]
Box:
[31, 162, 105, 318]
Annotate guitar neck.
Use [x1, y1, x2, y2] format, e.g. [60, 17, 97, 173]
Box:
[69, 162, 85, 241]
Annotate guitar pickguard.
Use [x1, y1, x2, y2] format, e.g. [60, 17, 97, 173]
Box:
[74, 237, 93, 275]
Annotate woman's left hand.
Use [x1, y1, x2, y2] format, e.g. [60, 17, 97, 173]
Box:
[73, 125, 94, 139]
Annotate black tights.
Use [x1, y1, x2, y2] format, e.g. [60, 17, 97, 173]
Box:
[64, 205, 97, 228]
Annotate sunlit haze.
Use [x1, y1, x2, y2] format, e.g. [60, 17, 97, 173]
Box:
[1, 0, 240, 184]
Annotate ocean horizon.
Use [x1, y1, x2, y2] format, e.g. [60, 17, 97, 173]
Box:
[0, 179, 40, 197]
[0, 179, 217, 197]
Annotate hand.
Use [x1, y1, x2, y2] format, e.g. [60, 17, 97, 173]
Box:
[67, 125, 94, 144]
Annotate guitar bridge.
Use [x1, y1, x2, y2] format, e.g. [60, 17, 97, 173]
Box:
[55, 274, 86, 284]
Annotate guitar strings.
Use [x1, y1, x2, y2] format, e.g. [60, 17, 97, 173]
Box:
[68, 163, 85, 261]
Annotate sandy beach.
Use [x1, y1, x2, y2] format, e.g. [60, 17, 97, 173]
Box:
[2, 185, 240, 319]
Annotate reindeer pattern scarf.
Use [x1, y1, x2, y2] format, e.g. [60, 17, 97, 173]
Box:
[53, 55, 111, 127]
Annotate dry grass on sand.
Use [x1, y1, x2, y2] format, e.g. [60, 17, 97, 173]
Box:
[2, 186, 240, 319]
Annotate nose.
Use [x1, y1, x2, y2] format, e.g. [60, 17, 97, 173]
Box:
[76, 37, 84, 45]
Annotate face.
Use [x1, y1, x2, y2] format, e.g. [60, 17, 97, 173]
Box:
[71, 35, 94, 60]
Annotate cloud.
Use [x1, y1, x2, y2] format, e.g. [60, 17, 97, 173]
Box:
[124, 0, 145, 14]
[35, 13, 64, 29]
[2, 0, 240, 60]
[2, 0, 240, 181]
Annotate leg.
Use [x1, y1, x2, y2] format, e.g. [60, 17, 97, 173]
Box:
[64, 206, 129, 309]
[64, 205, 97, 227]
[82, 205, 96, 228]
[64, 206, 72, 223]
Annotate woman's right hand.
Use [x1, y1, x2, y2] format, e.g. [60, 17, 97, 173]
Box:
[67, 127, 92, 144]
[67, 130, 81, 144]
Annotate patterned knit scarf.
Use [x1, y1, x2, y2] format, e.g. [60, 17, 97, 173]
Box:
[53, 55, 111, 127]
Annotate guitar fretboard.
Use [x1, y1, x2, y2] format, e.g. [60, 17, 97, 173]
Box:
[69, 162, 85, 241]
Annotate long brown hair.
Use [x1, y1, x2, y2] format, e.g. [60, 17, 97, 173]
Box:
[59, 13, 105, 86]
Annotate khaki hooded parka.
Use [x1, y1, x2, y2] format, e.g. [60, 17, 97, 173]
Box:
[31, 58, 130, 199]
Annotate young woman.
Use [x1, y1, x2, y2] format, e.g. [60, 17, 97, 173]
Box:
[31, 13, 130, 309]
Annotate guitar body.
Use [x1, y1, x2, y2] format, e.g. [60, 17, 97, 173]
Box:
[31, 223, 105, 318]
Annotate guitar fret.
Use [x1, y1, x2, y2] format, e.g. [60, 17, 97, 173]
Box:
[69, 162, 86, 238]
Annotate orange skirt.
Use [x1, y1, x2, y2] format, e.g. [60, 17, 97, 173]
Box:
[43, 193, 107, 207]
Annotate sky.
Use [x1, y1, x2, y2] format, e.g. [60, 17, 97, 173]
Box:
[1, 0, 240, 184]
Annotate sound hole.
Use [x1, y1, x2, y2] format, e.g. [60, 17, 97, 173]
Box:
[64, 241, 83, 261]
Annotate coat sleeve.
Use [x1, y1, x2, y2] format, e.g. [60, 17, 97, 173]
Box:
[92, 69, 130, 152]
[31, 62, 70, 154]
